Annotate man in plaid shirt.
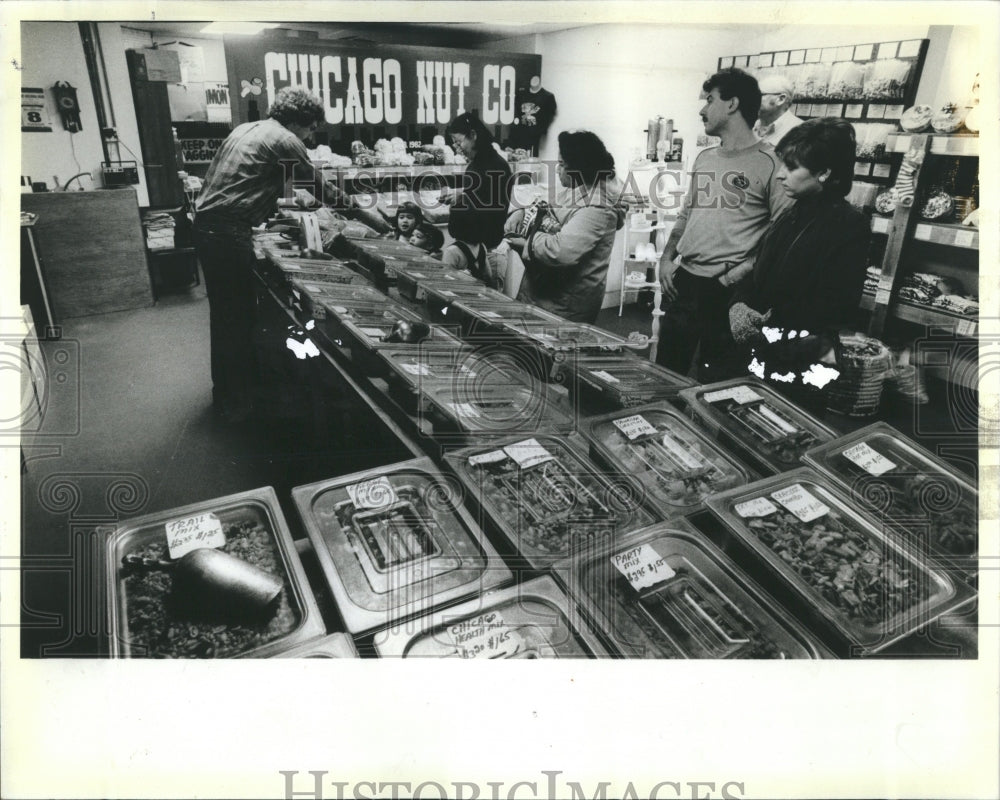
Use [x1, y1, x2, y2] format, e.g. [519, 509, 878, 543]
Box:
[193, 87, 351, 424]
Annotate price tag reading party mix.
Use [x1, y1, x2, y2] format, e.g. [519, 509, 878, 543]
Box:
[503, 438, 553, 469]
[347, 476, 398, 509]
[447, 611, 522, 659]
[611, 544, 676, 591]
[703, 385, 763, 405]
[842, 442, 897, 475]
[590, 370, 621, 384]
[468, 449, 507, 467]
[612, 414, 657, 440]
[735, 497, 779, 518]
[771, 484, 830, 522]
[165, 513, 226, 560]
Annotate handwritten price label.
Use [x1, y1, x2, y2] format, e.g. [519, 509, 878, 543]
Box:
[468, 449, 508, 467]
[914, 224, 932, 241]
[590, 370, 621, 384]
[735, 497, 779, 518]
[346, 477, 398, 509]
[448, 611, 522, 659]
[771, 483, 830, 522]
[703, 385, 762, 405]
[165, 513, 225, 559]
[843, 442, 897, 475]
[612, 414, 657, 440]
[611, 543, 676, 591]
[504, 438, 553, 469]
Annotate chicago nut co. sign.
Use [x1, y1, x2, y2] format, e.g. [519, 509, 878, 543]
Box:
[224, 37, 542, 128]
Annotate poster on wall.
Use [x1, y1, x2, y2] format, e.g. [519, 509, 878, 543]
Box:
[178, 136, 224, 164]
[205, 82, 233, 123]
[21, 87, 52, 132]
[223, 37, 541, 131]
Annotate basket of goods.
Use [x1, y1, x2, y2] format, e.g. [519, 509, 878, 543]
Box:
[899, 105, 934, 133]
[826, 333, 893, 417]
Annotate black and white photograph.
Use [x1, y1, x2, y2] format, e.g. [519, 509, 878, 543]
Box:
[2, 1, 997, 798]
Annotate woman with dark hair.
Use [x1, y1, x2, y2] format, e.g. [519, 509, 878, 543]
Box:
[504, 130, 626, 323]
[440, 111, 513, 276]
[727, 117, 870, 412]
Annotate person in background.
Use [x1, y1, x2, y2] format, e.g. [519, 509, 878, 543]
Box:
[409, 221, 444, 259]
[754, 75, 803, 146]
[728, 118, 870, 414]
[193, 87, 351, 423]
[387, 200, 422, 241]
[440, 111, 513, 279]
[656, 67, 792, 381]
[504, 130, 625, 324]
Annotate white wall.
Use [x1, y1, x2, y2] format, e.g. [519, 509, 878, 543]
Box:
[20, 22, 107, 193]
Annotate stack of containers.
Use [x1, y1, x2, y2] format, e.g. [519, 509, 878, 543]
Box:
[292, 458, 512, 637]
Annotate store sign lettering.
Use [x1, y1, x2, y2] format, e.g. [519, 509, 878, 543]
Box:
[180, 137, 223, 164]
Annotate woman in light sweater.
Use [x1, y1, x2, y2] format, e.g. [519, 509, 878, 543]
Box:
[504, 130, 626, 323]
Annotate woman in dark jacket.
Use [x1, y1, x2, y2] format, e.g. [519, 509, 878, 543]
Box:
[728, 117, 870, 412]
[440, 111, 513, 276]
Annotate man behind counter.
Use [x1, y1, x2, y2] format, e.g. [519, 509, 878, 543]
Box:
[193, 87, 351, 424]
[754, 75, 803, 146]
[656, 67, 792, 382]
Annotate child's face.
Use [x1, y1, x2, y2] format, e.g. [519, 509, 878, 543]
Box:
[396, 212, 417, 235]
[409, 229, 430, 251]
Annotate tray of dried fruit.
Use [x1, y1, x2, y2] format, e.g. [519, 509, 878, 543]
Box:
[292, 458, 512, 635]
[445, 434, 655, 569]
[582, 402, 753, 519]
[803, 423, 978, 582]
[678, 378, 836, 475]
[705, 468, 974, 655]
[373, 576, 609, 658]
[272, 632, 359, 658]
[571, 355, 696, 412]
[554, 520, 831, 658]
[104, 487, 324, 658]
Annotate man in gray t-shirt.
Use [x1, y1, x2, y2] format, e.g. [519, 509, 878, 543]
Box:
[656, 68, 792, 381]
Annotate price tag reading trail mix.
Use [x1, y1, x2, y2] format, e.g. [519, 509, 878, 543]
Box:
[703, 386, 763, 405]
[447, 611, 522, 659]
[770, 484, 830, 522]
[842, 442, 897, 476]
[611, 543, 677, 591]
[503, 438, 553, 469]
[165, 513, 226, 559]
[735, 497, 779, 518]
[612, 414, 657, 440]
[590, 370, 621, 384]
[347, 476, 398, 509]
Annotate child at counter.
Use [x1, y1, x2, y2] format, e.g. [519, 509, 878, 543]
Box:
[387, 200, 423, 241]
[409, 222, 444, 259]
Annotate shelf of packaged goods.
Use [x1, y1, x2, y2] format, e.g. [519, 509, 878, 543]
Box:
[893, 301, 978, 337]
[887, 132, 979, 157]
[911, 221, 979, 250]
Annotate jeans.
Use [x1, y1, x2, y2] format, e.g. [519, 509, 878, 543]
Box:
[655, 266, 737, 382]
[192, 224, 257, 412]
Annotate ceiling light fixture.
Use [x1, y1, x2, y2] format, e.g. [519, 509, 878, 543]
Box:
[200, 22, 281, 35]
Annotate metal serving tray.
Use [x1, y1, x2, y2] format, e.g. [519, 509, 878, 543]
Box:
[554, 521, 830, 659]
[105, 487, 324, 658]
[445, 434, 655, 569]
[705, 468, 974, 655]
[373, 576, 609, 658]
[292, 458, 512, 635]
[572, 355, 696, 412]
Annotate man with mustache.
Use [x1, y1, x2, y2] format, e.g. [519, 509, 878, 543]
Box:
[656, 68, 791, 381]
